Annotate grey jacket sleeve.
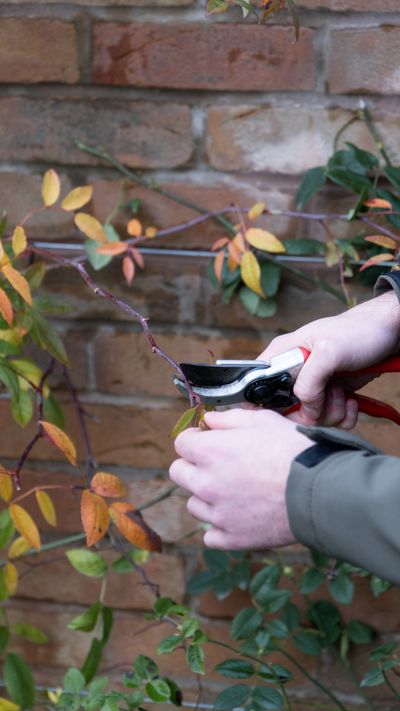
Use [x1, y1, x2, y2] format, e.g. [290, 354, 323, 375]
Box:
[286, 268, 400, 583]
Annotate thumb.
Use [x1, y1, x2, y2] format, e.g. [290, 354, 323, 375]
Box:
[293, 348, 336, 422]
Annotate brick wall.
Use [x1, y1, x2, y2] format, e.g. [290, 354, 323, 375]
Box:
[0, 0, 400, 706]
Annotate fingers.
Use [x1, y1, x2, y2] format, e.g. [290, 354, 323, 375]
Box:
[203, 527, 234, 550]
[186, 495, 214, 524]
[323, 384, 346, 426]
[169, 457, 197, 492]
[339, 398, 359, 430]
[204, 408, 281, 430]
[293, 346, 337, 422]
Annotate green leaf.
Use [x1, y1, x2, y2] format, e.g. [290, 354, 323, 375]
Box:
[213, 684, 250, 710]
[25, 262, 46, 290]
[30, 310, 68, 365]
[169, 406, 198, 438]
[327, 167, 371, 194]
[68, 603, 102, 632]
[85, 224, 120, 271]
[204, 549, 230, 573]
[0, 212, 7, 238]
[232, 608, 262, 640]
[282, 603, 300, 633]
[4, 652, 35, 709]
[250, 564, 280, 600]
[384, 165, 400, 192]
[42, 393, 65, 429]
[101, 606, 113, 646]
[215, 659, 254, 679]
[251, 686, 284, 710]
[300, 568, 325, 594]
[145, 679, 171, 702]
[66, 549, 108, 577]
[180, 618, 198, 639]
[158, 634, 182, 655]
[258, 664, 293, 684]
[81, 638, 103, 683]
[256, 297, 277, 318]
[0, 363, 19, 399]
[187, 569, 215, 595]
[260, 261, 281, 297]
[296, 166, 326, 209]
[257, 589, 292, 614]
[239, 285, 259, 315]
[346, 620, 374, 645]
[345, 143, 379, 170]
[134, 655, 159, 680]
[265, 620, 288, 639]
[11, 623, 49, 643]
[283, 238, 325, 256]
[370, 642, 398, 661]
[361, 667, 385, 688]
[11, 389, 33, 427]
[0, 569, 9, 602]
[186, 644, 205, 674]
[370, 575, 392, 597]
[328, 572, 354, 605]
[308, 600, 341, 644]
[112, 554, 135, 573]
[0, 509, 15, 549]
[293, 630, 322, 655]
[207, 0, 228, 13]
[0, 625, 10, 654]
[63, 667, 86, 694]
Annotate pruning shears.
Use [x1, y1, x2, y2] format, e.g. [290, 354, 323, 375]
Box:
[173, 347, 400, 425]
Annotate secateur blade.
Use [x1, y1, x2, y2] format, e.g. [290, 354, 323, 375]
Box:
[179, 361, 266, 387]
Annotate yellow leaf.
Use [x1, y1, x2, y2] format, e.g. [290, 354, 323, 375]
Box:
[364, 235, 398, 250]
[325, 240, 340, 267]
[11, 359, 49, 397]
[233, 232, 246, 253]
[0, 697, 21, 711]
[61, 186, 93, 211]
[42, 169, 60, 207]
[96, 242, 128, 256]
[9, 504, 41, 550]
[40, 421, 77, 466]
[8, 536, 31, 559]
[245, 228, 286, 254]
[145, 226, 157, 238]
[47, 690, 62, 705]
[11, 226, 27, 257]
[4, 562, 18, 595]
[1, 265, 32, 305]
[0, 287, 13, 328]
[109, 502, 162, 552]
[74, 213, 106, 242]
[0, 469, 13, 502]
[91, 472, 126, 498]
[360, 253, 395, 272]
[127, 218, 142, 238]
[81, 489, 110, 547]
[248, 202, 266, 220]
[35, 490, 57, 526]
[240, 251, 264, 297]
[363, 197, 392, 210]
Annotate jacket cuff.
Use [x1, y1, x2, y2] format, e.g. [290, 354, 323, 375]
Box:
[374, 268, 400, 303]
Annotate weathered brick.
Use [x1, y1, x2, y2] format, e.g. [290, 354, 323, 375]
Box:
[16, 547, 185, 610]
[0, 19, 79, 84]
[0, 172, 74, 237]
[0, 97, 193, 168]
[299, 0, 399, 9]
[92, 23, 315, 91]
[93, 331, 266, 397]
[328, 28, 400, 95]
[90, 178, 295, 249]
[207, 105, 400, 173]
[356, 419, 400, 458]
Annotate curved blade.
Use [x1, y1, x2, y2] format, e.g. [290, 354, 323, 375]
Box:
[179, 362, 264, 387]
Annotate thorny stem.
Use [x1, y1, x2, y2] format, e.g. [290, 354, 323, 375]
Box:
[62, 365, 98, 484]
[382, 670, 400, 701]
[337, 656, 375, 711]
[280, 649, 350, 711]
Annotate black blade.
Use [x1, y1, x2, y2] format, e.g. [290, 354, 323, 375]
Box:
[179, 362, 263, 387]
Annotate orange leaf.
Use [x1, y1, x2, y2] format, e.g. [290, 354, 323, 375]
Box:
[359, 253, 395, 272]
[0, 287, 13, 327]
[61, 186, 93, 211]
[4, 562, 18, 595]
[130, 247, 144, 269]
[0, 469, 13, 503]
[81, 490, 110, 547]
[35, 490, 57, 526]
[127, 218, 143, 238]
[248, 202, 266, 220]
[40, 421, 77, 466]
[122, 256, 135, 286]
[74, 213, 106, 242]
[363, 198, 392, 210]
[91, 472, 126, 498]
[364, 235, 398, 250]
[1, 265, 32, 305]
[145, 226, 157, 238]
[211, 237, 229, 252]
[12, 226, 27, 257]
[8, 536, 31, 559]
[9, 504, 41, 550]
[233, 232, 246, 253]
[240, 251, 264, 297]
[109, 502, 162, 552]
[245, 228, 285, 254]
[228, 241, 242, 266]
[214, 251, 225, 284]
[42, 169, 60, 207]
[96, 241, 128, 256]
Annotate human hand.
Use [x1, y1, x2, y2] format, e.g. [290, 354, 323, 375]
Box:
[260, 291, 400, 427]
[169, 408, 311, 550]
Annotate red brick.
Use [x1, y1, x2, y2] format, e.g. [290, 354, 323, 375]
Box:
[0, 19, 78, 84]
[299, 0, 398, 8]
[92, 23, 315, 91]
[0, 97, 192, 168]
[0, 172, 74, 237]
[328, 28, 400, 95]
[16, 548, 185, 610]
[356, 419, 400, 458]
[90, 178, 295, 249]
[206, 105, 400, 174]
